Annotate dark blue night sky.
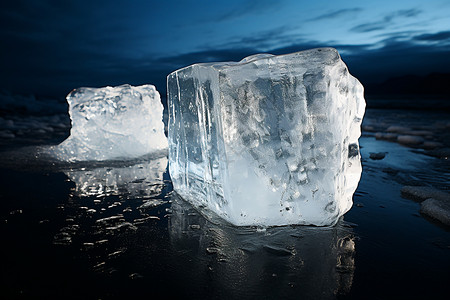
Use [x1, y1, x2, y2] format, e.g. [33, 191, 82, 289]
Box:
[1, 0, 450, 98]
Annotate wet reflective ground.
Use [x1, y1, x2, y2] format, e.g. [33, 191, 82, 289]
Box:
[1, 108, 449, 299]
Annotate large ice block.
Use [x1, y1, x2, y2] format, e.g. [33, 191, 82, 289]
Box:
[53, 84, 168, 161]
[167, 48, 365, 226]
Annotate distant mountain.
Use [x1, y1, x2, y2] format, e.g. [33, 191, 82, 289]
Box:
[365, 73, 450, 97]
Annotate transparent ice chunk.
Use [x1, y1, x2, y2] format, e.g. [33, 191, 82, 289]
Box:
[167, 48, 365, 226]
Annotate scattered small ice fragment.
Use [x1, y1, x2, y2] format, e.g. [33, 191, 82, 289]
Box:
[95, 215, 125, 225]
[420, 198, 450, 226]
[129, 273, 143, 279]
[206, 247, 219, 254]
[93, 261, 106, 270]
[105, 222, 137, 232]
[138, 199, 167, 209]
[168, 48, 365, 226]
[107, 249, 125, 259]
[133, 215, 160, 225]
[82, 242, 95, 250]
[53, 232, 72, 245]
[95, 239, 109, 245]
[51, 84, 168, 161]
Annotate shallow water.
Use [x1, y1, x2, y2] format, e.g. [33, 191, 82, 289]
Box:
[0, 108, 449, 299]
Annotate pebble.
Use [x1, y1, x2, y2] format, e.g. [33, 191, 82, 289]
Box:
[420, 198, 450, 226]
[375, 132, 398, 140]
[369, 152, 386, 160]
[404, 130, 433, 136]
[362, 125, 375, 132]
[386, 125, 410, 133]
[422, 141, 443, 149]
[401, 186, 450, 202]
[397, 135, 424, 145]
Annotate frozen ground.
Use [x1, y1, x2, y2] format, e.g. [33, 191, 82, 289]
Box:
[0, 106, 449, 299]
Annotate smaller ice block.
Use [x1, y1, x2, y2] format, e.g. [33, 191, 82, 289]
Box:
[54, 84, 168, 161]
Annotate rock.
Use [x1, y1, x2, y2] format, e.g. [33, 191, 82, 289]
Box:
[369, 152, 386, 160]
[422, 141, 443, 149]
[401, 186, 450, 202]
[386, 125, 410, 133]
[420, 198, 450, 226]
[375, 132, 397, 140]
[404, 130, 434, 136]
[397, 135, 424, 145]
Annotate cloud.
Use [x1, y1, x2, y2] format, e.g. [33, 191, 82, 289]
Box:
[215, 0, 283, 22]
[153, 29, 450, 90]
[209, 25, 307, 52]
[0, 1, 447, 99]
[3, 27, 450, 97]
[308, 8, 362, 22]
[155, 48, 257, 69]
[395, 8, 421, 18]
[351, 8, 422, 33]
[351, 23, 385, 33]
[414, 31, 450, 42]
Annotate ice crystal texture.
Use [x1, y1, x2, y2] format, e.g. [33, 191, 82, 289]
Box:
[167, 48, 365, 226]
[54, 84, 168, 161]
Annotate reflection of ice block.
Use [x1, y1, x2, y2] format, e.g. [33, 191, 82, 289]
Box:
[54, 84, 168, 161]
[168, 194, 355, 298]
[168, 48, 365, 226]
[65, 156, 168, 198]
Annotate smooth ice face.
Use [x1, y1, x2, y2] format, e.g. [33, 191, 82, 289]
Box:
[168, 48, 365, 226]
[53, 84, 168, 161]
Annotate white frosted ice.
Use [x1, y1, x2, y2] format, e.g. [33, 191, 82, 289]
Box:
[52, 84, 168, 161]
[168, 48, 365, 226]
